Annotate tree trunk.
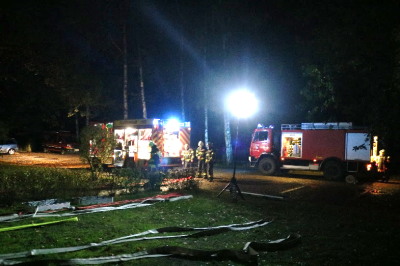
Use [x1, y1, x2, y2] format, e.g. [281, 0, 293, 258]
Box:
[222, 33, 233, 165]
[123, 24, 128, 119]
[176, 0, 186, 122]
[86, 104, 89, 126]
[75, 113, 79, 139]
[180, 32, 185, 121]
[204, 76, 209, 145]
[203, 11, 209, 145]
[203, 51, 209, 145]
[223, 110, 233, 164]
[138, 44, 147, 119]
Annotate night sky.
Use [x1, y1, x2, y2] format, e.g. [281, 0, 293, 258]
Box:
[2, 0, 400, 154]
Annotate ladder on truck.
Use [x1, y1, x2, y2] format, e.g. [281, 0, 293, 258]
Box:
[281, 122, 353, 130]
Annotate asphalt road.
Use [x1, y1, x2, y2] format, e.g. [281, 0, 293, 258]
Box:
[199, 167, 400, 208]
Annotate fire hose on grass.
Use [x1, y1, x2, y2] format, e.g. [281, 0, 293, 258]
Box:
[0, 219, 301, 265]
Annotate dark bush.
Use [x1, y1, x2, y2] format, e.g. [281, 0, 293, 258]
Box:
[98, 168, 146, 195]
[0, 164, 96, 206]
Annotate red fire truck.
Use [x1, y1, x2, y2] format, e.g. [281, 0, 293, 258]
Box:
[249, 122, 387, 181]
[91, 119, 191, 168]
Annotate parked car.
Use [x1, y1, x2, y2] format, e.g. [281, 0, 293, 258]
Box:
[0, 138, 19, 155]
[42, 131, 79, 154]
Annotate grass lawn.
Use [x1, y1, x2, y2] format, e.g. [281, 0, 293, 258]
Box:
[0, 189, 399, 265]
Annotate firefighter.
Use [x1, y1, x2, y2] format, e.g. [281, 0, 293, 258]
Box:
[205, 142, 215, 182]
[196, 141, 206, 178]
[148, 141, 160, 172]
[377, 149, 390, 182]
[181, 144, 194, 169]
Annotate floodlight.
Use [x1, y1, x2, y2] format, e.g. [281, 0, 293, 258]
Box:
[218, 89, 257, 201]
[227, 90, 258, 118]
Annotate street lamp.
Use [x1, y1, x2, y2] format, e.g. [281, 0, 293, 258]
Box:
[217, 90, 258, 201]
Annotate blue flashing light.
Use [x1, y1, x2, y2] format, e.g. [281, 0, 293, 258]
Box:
[269, 125, 274, 129]
[153, 119, 160, 126]
[166, 118, 180, 131]
[257, 124, 264, 128]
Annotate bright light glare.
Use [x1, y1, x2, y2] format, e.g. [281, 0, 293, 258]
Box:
[152, 119, 160, 126]
[228, 90, 258, 118]
[166, 119, 180, 131]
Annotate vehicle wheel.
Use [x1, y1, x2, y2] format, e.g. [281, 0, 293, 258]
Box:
[345, 175, 357, 184]
[44, 147, 48, 153]
[61, 149, 66, 155]
[8, 149, 15, 155]
[323, 161, 345, 180]
[258, 157, 277, 175]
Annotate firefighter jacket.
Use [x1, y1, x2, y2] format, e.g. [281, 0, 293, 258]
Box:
[196, 147, 206, 161]
[181, 148, 194, 162]
[149, 145, 160, 166]
[205, 149, 215, 163]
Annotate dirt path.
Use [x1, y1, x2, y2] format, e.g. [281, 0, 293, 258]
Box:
[0, 152, 89, 168]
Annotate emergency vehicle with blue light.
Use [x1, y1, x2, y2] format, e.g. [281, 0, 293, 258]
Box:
[90, 119, 191, 168]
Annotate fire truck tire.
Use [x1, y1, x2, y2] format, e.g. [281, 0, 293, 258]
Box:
[345, 175, 357, 184]
[258, 157, 277, 175]
[61, 149, 66, 155]
[323, 161, 345, 180]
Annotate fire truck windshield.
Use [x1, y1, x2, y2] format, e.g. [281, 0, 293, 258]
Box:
[253, 131, 269, 142]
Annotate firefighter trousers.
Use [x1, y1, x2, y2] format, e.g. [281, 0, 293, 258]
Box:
[197, 160, 206, 178]
[206, 161, 214, 181]
[184, 161, 192, 169]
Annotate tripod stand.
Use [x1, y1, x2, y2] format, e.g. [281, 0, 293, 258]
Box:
[217, 118, 244, 202]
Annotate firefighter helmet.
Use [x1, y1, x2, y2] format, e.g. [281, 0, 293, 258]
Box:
[198, 141, 204, 147]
